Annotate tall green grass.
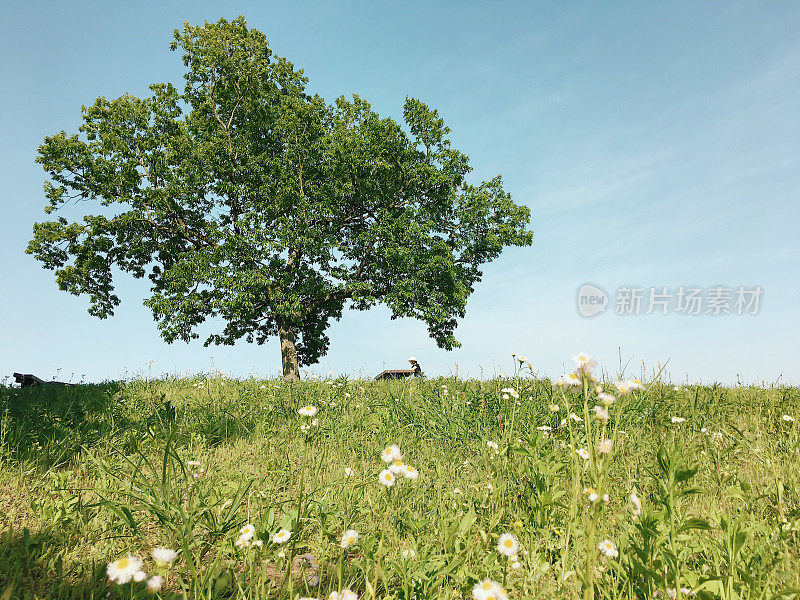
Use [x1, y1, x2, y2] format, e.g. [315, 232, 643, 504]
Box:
[0, 369, 798, 599]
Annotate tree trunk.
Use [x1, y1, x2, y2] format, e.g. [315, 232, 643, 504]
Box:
[278, 321, 300, 381]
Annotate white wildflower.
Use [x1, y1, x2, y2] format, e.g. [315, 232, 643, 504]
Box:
[497, 532, 519, 557]
[598, 392, 615, 406]
[402, 465, 419, 480]
[572, 352, 597, 374]
[272, 529, 291, 544]
[239, 524, 256, 541]
[593, 405, 609, 424]
[615, 381, 631, 395]
[107, 555, 143, 584]
[381, 444, 402, 463]
[151, 547, 178, 565]
[598, 539, 618, 558]
[147, 576, 163, 591]
[379, 469, 396, 487]
[340, 529, 358, 549]
[472, 579, 507, 600]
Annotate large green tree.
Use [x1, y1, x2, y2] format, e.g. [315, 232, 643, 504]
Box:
[29, 17, 532, 380]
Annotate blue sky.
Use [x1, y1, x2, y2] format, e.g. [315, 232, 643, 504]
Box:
[2, 2, 799, 384]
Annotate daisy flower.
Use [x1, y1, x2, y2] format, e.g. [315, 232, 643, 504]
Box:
[187, 460, 201, 467]
[598, 539, 618, 558]
[486, 440, 499, 450]
[133, 570, 147, 582]
[569, 413, 583, 422]
[598, 392, 615, 406]
[402, 465, 419, 480]
[240, 523, 256, 541]
[344, 467, 354, 478]
[597, 438, 613, 454]
[615, 381, 631, 395]
[564, 372, 583, 388]
[472, 579, 507, 600]
[549, 403, 560, 412]
[671, 416, 686, 424]
[500, 387, 519, 399]
[329, 590, 358, 600]
[298, 405, 318, 417]
[593, 406, 610, 424]
[782, 415, 795, 422]
[107, 555, 143, 584]
[628, 379, 645, 390]
[235, 536, 250, 549]
[389, 459, 406, 474]
[401, 548, 417, 559]
[340, 529, 358, 549]
[147, 576, 163, 591]
[151, 547, 178, 565]
[572, 352, 597, 374]
[379, 469, 396, 487]
[497, 532, 519, 556]
[272, 529, 291, 544]
[381, 444, 402, 463]
[576, 448, 590, 460]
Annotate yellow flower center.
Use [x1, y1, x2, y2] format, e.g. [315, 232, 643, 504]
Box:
[117, 557, 130, 570]
[348, 536, 355, 544]
[394, 460, 403, 467]
[504, 539, 514, 548]
[481, 582, 493, 590]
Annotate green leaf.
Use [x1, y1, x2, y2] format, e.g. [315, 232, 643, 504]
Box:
[678, 518, 711, 533]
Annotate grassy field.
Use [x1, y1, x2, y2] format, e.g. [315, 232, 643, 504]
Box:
[1, 357, 799, 600]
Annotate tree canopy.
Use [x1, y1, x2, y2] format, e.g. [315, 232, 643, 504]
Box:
[29, 16, 533, 379]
